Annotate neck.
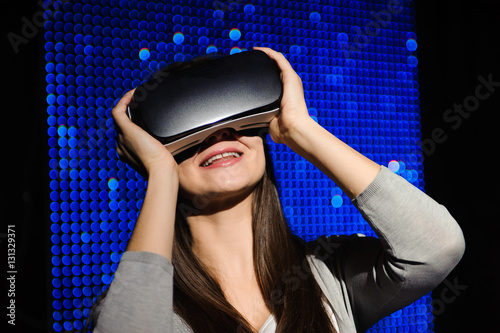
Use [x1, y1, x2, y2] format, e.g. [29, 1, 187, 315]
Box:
[186, 191, 255, 280]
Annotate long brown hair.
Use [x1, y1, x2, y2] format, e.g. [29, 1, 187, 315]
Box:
[172, 140, 336, 332]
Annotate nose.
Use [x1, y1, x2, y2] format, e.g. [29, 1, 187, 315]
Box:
[204, 128, 233, 145]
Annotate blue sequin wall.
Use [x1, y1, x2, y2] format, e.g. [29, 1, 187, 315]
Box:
[44, 0, 429, 331]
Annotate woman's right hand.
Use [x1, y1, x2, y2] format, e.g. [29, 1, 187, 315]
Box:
[111, 89, 178, 177]
[113, 90, 179, 260]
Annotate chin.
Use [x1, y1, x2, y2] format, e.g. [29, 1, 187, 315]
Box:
[179, 164, 264, 205]
[196, 174, 261, 201]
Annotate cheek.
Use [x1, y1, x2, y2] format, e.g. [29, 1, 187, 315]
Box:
[177, 163, 201, 199]
[250, 147, 266, 182]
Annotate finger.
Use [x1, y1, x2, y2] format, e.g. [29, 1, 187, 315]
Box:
[117, 89, 135, 109]
[111, 89, 136, 122]
[253, 47, 296, 75]
[112, 89, 138, 131]
[254, 47, 303, 95]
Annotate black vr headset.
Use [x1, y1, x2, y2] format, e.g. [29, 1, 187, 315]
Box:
[127, 50, 283, 158]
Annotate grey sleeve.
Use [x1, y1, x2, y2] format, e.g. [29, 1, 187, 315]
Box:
[319, 166, 465, 331]
[92, 251, 175, 333]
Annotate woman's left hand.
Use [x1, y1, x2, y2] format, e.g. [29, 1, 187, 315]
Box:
[253, 47, 313, 145]
[254, 47, 381, 199]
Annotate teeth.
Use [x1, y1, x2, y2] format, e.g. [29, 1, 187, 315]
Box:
[202, 152, 241, 167]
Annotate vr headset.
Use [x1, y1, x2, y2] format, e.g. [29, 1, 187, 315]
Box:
[127, 50, 283, 158]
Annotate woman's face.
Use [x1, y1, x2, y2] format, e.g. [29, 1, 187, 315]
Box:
[177, 128, 266, 205]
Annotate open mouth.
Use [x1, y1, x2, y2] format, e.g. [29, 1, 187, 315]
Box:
[200, 151, 243, 167]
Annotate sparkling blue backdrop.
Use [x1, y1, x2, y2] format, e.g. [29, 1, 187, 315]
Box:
[44, 0, 429, 331]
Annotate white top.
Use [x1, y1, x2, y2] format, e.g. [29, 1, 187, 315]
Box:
[258, 257, 339, 332]
[258, 315, 276, 333]
[258, 304, 339, 333]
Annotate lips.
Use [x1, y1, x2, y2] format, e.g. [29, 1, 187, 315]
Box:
[199, 147, 244, 168]
[201, 151, 242, 167]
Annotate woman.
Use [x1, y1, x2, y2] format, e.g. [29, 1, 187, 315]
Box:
[87, 47, 465, 332]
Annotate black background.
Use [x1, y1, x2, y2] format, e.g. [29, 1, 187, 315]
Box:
[4, 1, 500, 332]
[414, 1, 500, 331]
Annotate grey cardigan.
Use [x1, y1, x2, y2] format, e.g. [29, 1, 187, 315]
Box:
[92, 166, 465, 332]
